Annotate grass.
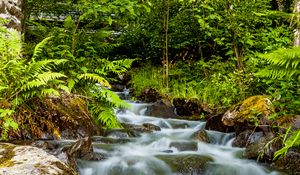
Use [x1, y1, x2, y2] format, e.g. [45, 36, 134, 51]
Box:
[131, 64, 255, 111]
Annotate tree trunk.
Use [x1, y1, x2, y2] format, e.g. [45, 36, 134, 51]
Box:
[163, 0, 170, 89]
[293, 0, 300, 46]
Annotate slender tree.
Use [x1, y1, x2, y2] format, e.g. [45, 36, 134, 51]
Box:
[163, 0, 170, 88]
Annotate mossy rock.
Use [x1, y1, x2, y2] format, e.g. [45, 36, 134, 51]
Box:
[0, 143, 78, 175]
[7, 93, 100, 140]
[222, 96, 273, 129]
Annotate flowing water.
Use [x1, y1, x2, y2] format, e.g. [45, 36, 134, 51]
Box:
[77, 92, 284, 175]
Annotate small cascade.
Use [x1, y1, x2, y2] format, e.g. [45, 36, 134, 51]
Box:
[77, 90, 284, 175]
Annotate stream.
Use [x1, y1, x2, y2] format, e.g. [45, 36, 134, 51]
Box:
[77, 92, 284, 175]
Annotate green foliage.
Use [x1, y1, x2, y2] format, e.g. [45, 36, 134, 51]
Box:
[89, 87, 130, 128]
[257, 47, 300, 79]
[0, 24, 68, 139]
[132, 62, 257, 110]
[23, 0, 138, 128]
[274, 127, 300, 159]
[0, 109, 17, 140]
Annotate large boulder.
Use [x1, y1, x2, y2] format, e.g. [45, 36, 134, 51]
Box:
[0, 143, 77, 175]
[10, 93, 100, 140]
[222, 95, 273, 134]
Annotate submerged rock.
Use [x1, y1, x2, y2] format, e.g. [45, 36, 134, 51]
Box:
[192, 129, 211, 143]
[0, 143, 77, 175]
[156, 154, 213, 174]
[169, 141, 198, 151]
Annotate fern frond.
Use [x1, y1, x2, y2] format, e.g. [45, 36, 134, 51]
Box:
[98, 59, 135, 75]
[79, 73, 111, 88]
[40, 88, 60, 97]
[21, 80, 47, 91]
[37, 72, 67, 83]
[26, 59, 67, 77]
[257, 47, 300, 79]
[32, 36, 53, 62]
[97, 89, 130, 109]
[57, 84, 71, 93]
[90, 104, 122, 128]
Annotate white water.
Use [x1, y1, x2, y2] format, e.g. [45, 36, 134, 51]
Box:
[78, 97, 284, 175]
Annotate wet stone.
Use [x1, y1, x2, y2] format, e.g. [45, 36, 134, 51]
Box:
[169, 141, 198, 151]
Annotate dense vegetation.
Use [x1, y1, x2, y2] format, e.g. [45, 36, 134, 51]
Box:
[0, 0, 299, 160]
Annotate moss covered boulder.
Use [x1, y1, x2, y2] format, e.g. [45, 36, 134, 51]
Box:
[222, 95, 273, 133]
[10, 93, 100, 140]
[0, 143, 77, 175]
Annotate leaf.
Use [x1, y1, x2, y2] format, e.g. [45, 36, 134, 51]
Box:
[79, 73, 111, 88]
[108, 16, 113, 26]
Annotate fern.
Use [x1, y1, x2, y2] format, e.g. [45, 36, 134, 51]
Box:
[97, 59, 135, 75]
[257, 47, 300, 79]
[90, 105, 122, 129]
[32, 36, 53, 62]
[79, 73, 111, 88]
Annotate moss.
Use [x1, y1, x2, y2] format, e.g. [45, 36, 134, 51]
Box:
[0, 143, 16, 168]
[236, 95, 272, 123]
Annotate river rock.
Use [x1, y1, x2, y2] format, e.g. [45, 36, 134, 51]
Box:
[173, 98, 203, 117]
[144, 100, 178, 118]
[156, 154, 213, 174]
[192, 129, 210, 143]
[0, 143, 77, 175]
[232, 130, 264, 147]
[222, 95, 273, 134]
[105, 123, 161, 138]
[169, 141, 198, 151]
[205, 114, 234, 133]
[138, 88, 161, 102]
[66, 137, 104, 170]
[273, 149, 300, 175]
[244, 132, 277, 162]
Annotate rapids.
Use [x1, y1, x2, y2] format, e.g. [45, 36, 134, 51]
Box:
[77, 92, 284, 175]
